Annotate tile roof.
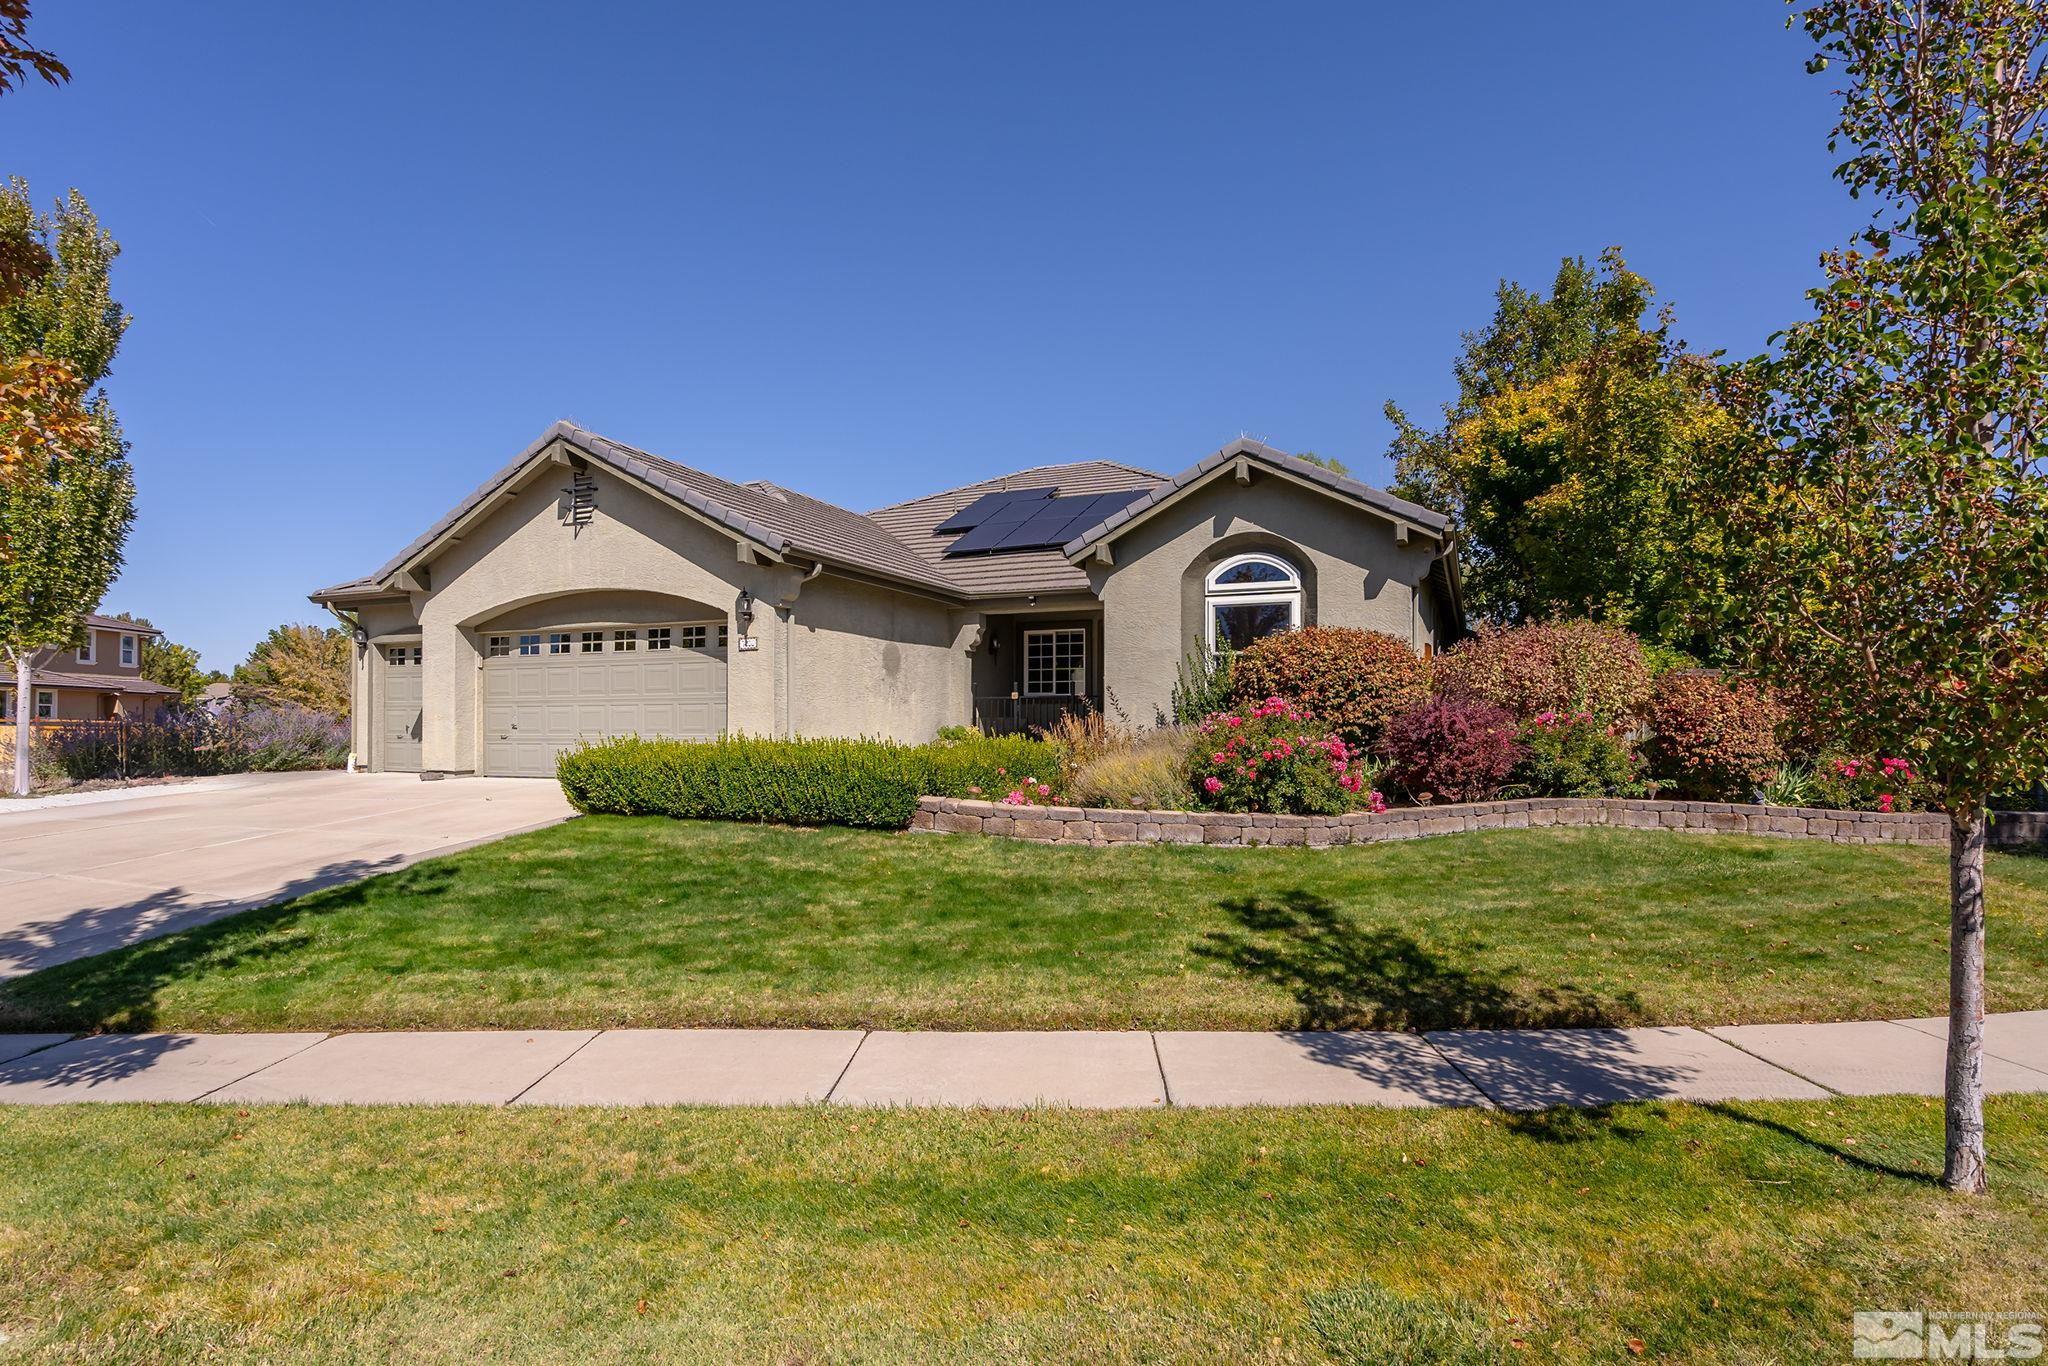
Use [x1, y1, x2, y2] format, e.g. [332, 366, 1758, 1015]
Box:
[20, 668, 180, 695]
[866, 460, 1165, 597]
[339, 422, 957, 601]
[1060, 438, 1450, 558]
[310, 423, 1456, 617]
[80, 614, 161, 637]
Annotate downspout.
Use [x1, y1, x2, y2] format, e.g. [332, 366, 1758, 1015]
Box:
[321, 603, 367, 773]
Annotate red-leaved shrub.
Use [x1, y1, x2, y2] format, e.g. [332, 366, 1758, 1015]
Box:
[1432, 619, 1653, 725]
[1382, 698, 1524, 804]
[1648, 671, 1787, 800]
[1229, 626, 1429, 750]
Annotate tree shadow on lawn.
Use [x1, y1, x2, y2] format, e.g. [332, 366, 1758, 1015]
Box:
[0, 858, 461, 1038]
[1195, 890, 1638, 1031]
[1704, 1101, 1939, 1185]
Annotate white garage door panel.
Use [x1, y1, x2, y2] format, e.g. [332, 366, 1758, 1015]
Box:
[481, 635, 726, 778]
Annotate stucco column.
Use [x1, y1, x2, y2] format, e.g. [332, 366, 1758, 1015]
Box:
[721, 560, 805, 738]
[418, 614, 478, 773]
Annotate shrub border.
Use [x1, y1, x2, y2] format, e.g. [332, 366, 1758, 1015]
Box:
[912, 796, 2048, 849]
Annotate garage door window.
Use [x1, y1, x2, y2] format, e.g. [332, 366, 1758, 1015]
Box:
[647, 628, 672, 650]
[516, 634, 541, 655]
[384, 645, 420, 666]
[580, 632, 603, 653]
[613, 630, 638, 652]
[486, 636, 511, 658]
[548, 633, 571, 654]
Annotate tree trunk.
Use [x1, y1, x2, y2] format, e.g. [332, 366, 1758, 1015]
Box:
[1944, 806, 1988, 1193]
[10, 652, 29, 798]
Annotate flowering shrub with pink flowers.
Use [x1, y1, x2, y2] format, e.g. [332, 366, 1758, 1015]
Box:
[1189, 697, 1385, 816]
[1808, 753, 1935, 813]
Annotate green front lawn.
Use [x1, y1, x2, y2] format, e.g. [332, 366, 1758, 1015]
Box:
[0, 1098, 2043, 1361]
[3, 819, 2046, 1033]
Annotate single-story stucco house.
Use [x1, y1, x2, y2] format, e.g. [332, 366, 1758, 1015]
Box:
[309, 423, 1463, 777]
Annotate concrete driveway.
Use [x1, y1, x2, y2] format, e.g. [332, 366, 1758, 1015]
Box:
[0, 772, 573, 978]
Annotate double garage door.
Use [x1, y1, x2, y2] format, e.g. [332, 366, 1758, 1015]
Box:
[480, 624, 727, 777]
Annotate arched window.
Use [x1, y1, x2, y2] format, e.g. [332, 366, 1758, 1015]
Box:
[1204, 552, 1302, 651]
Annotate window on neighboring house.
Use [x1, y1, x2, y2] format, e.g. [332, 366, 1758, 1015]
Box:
[119, 634, 137, 667]
[580, 631, 604, 653]
[35, 690, 55, 720]
[78, 633, 95, 665]
[613, 630, 638, 652]
[1023, 628, 1087, 697]
[1203, 552, 1303, 652]
[0, 688, 12, 719]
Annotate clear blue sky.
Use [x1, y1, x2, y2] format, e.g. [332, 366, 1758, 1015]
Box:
[4, 1, 1856, 671]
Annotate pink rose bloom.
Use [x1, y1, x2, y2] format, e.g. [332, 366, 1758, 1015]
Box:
[1878, 793, 1895, 812]
[1202, 776, 1223, 794]
[1369, 791, 1388, 814]
[1212, 752, 1228, 764]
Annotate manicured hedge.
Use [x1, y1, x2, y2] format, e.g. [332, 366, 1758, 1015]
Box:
[555, 734, 1064, 829]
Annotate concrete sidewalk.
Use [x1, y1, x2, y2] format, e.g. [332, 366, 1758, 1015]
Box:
[0, 1012, 2042, 1110]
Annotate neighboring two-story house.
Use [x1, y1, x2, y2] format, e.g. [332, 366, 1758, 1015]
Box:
[0, 615, 183, 723]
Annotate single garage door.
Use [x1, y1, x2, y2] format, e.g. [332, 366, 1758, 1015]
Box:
[481, 623, 727, 777]
[380, 644, 423, 772]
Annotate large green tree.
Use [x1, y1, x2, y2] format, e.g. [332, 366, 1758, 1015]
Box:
[1692, 0, 2048, 1192]
[0, 182, 133, 794]
[1387, 250, 1736, 654]
[233, 624, 351, 717]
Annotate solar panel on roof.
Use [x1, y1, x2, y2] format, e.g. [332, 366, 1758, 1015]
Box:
[934, 486, 1056, 535]
[942, 487, 1149, 557]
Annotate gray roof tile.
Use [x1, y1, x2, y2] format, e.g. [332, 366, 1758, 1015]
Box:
[312, 424, 1455, 615]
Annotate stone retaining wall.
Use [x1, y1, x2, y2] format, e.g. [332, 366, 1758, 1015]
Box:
[910, 795, 2002, 849]
[1993, 810, 2048, 846]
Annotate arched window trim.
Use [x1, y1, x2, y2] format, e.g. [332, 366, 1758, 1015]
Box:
[1204, 552, 1302, 595]
[1203, 552, 1303, 650]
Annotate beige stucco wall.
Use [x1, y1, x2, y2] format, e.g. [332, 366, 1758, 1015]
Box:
[783, 574, 972, 742]
[1091, 471, 1446, 727]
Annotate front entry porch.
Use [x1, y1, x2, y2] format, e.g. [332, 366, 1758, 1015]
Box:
[970, 611, 1102, 736]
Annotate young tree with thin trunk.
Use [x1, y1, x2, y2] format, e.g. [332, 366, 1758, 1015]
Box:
[0, 183, 132, 795]
[1693, 2, 2048, 1192]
